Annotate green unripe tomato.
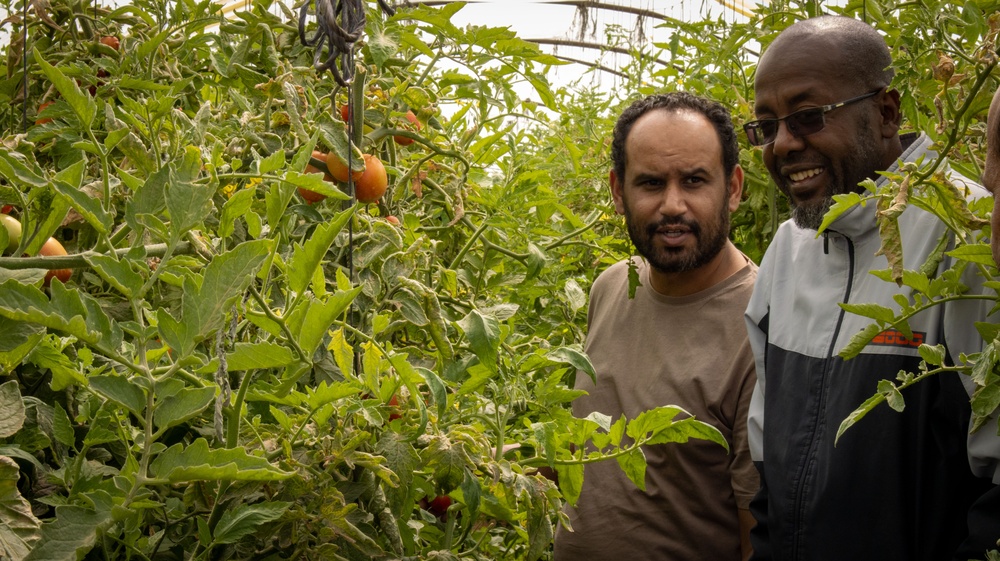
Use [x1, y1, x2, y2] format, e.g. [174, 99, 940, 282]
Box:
[0, 214, 22, 254]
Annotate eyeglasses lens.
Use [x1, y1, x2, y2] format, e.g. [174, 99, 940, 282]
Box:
[748, 108, 826, 146]
[787, 108, 825, 137]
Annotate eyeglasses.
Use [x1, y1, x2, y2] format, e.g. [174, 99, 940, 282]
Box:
[743, 89, 883, 147]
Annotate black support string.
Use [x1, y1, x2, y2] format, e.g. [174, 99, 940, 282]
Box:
[298, 0, 395, 87]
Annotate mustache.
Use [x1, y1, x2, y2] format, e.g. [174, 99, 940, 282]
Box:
[644, 216, 700, 237]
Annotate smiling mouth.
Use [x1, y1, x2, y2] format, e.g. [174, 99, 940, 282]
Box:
[788, 167, 824, 183]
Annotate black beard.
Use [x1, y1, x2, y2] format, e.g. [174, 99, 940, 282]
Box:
[625, 204, 730, 274]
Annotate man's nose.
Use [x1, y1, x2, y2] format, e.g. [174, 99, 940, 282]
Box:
[770, 120, 806, 158]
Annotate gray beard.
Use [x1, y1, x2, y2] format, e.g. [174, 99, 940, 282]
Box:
[791, 197, 834, 230]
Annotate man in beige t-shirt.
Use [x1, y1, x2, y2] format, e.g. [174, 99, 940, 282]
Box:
[553, 92, 758, 561]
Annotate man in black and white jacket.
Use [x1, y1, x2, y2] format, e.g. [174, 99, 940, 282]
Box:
[742, 15, 1000, 561]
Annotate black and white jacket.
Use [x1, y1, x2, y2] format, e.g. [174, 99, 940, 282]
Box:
[746, 133, 1000, 561]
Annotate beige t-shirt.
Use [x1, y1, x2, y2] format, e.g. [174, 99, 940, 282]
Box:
[553, 257, 759, 561]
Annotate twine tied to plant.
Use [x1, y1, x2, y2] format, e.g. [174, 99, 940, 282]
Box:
[298, 0, 396, 86]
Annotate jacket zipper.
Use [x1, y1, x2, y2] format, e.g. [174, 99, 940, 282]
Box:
[791, 231, 855, 559]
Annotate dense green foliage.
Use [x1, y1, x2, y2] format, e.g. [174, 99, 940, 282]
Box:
[0, 0, 997, 559]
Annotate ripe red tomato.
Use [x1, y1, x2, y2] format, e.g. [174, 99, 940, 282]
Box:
[339, 104, 350, 122]
[35, 101, 54, 125]
[39, 237, 71, 285]
[100, 35, 120, 51]
[387, 394, 402, 420]
[393, 111, 421, 146]
[355, 154, 387, 203]
[385, 215, 400, 226]
[426, 495, 452, 519]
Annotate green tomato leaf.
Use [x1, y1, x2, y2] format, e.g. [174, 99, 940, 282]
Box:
[212, 501, 291, 545]
[52, 403, 75, 448]
[290, 287, 362, 355]
[0, 151, 47, 188]
[23, 491, 114, 561]
[219, 188, 254, 239]
[89, 375, 146, 417]
[149, 438, 293, 482]
[971, 382, 1000, 419]
[84, 254, 143, 299]
[165, 149, 214, 237]
[615, 447, 647, 492]
[125, 165, 169, 235]
[288, 205, 356, 295]
[328, 328, 355, 378]
[839, 303, 896, 323]
[0, 317, 44, 374]
[0, 455, 41, 560]
[153, 387, 216, 431]
[159, 240, 272, 357]
[555, 463, 584, 506]
[26, 336, 86, 391]
[33, 47, 96, 129]
[305, 380, 362, 411]
[196, 342, 296, 374]
[947, 243, 994, 266]
[918, 343, 947, 367]
[456, 310, 500, 374]
[0, 381, 25, 438]
[257, 150, 286, 175]
[547, 347, 596, 384]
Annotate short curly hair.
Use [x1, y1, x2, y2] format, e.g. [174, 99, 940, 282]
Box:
[610, 92, 739, 183]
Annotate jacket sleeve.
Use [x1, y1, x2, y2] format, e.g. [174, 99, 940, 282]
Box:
[954, 484, 1000, 560]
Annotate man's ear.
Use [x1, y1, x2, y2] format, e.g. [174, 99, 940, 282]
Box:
[878, 88, 902, 139]
[610, 169, 626, 215]
[728, 165, 744, 213]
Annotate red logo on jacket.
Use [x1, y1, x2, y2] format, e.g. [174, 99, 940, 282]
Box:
[871, 329, 925, 348]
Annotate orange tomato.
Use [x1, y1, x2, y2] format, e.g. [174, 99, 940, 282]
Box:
[355, 154, 387, 203]
[39, 237, 71, 285]
[298, 150, 335, 204]
[393, 111, 421, 146]
[100, 35, 120, 51]
[326, 151, 364, 184]
[35, 101, 54, 125]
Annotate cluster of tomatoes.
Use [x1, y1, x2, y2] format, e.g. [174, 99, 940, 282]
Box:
[298, 149, 388, 205]
[297, 104, 422, 212]
[0, 209, 72, 285]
